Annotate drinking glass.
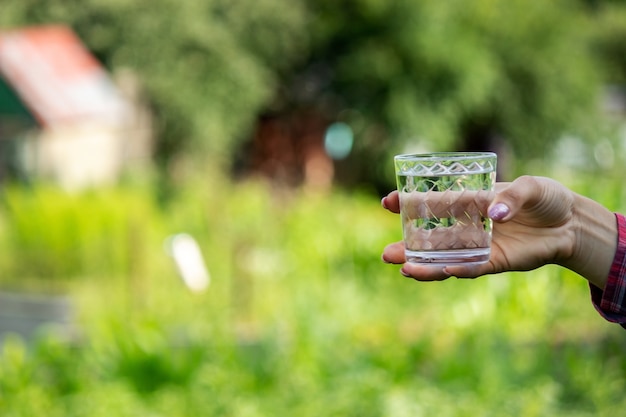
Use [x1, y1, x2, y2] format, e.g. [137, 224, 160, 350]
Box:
[394, 152, 497, 264]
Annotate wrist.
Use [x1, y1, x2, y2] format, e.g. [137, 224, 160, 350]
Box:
[561, 193, 617, 289]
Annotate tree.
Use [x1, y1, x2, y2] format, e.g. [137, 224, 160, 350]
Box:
[274, 0, 610, 185]
[588, 1, 626, 85]
[2, 0, 625, 190]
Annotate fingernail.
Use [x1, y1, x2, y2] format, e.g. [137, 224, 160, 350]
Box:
[400, 268, 411, 277]
[489, 203, 510, 221]
[381, 254, 391, 264]
[381, 197, 388, 209]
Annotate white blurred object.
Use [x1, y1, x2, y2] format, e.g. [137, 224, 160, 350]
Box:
[165, 234, 210, 292]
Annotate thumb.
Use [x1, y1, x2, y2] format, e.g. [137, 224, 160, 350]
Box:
[488, 176, 545, 222]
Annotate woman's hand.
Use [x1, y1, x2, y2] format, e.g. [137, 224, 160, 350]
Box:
[382, 176, 617, 289]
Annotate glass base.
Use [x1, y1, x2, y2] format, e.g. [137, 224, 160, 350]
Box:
[405, 248, 490, 265]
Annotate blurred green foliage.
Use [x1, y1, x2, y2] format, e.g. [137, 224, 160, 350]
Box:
[0, 185, 163, 284]
[0, 0, 626, 417]
[1, 2, 626, 412]
[2, 0, 626, 182]
[0, 171, 625, 415]
[306, 0, 602, 152]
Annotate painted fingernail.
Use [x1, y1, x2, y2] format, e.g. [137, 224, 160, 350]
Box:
[489, 203, 510, 221]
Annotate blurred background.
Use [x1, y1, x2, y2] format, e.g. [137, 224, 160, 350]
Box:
[1, 0, 626, 415]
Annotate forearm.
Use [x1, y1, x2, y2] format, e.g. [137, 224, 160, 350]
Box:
[561, 193, 618, 290]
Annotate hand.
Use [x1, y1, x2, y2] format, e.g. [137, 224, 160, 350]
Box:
[382, 175, 616, 288]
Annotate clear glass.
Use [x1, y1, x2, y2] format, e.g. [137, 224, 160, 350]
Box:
[394, 152, 497, 265]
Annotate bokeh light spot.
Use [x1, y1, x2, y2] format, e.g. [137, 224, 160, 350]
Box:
[324, 122, 354, 160]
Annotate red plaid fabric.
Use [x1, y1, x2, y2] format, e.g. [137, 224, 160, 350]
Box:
[590, 213, 626, 328]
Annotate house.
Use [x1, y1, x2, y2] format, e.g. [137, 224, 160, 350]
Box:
[0, 25, 152, 190]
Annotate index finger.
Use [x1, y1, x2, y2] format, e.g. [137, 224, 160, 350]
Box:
[384, 183, 510, 215]
[382, 190, 400, 214]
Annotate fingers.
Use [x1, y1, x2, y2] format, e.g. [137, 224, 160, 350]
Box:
[400, 189, 493, 219]
[381, 190, 400, 213]
[382, 242, 449, 280]
[400, 262, 452, 281]
[384, 176, 547, 222]
[398, 260, 494, 281]
[382, 241, 406, 264]
[443, 262, 494, 279]
[382, 242, 487, 281]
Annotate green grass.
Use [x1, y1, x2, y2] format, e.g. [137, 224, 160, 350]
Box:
[0, 173, 625, 416]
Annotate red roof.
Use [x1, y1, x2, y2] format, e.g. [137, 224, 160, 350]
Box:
[0, 25, 127, 127]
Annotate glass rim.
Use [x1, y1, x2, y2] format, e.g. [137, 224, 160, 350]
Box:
[394, 152, 497, 162]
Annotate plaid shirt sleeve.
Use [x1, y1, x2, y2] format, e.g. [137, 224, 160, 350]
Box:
[590, 213, 626, 328]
